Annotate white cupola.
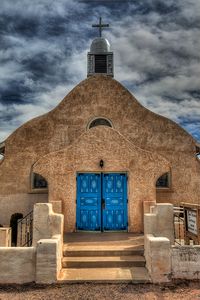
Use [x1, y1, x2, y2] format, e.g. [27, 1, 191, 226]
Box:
[87, 17, 114, 77]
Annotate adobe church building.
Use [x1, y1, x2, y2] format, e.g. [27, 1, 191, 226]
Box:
[0, 19, 200, 235]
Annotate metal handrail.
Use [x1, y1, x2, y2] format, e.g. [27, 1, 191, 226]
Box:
[17, 210, 33, 224]
[17, 210, 33, 247]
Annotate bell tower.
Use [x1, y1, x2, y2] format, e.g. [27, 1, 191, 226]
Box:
[87, 17, 114, 77]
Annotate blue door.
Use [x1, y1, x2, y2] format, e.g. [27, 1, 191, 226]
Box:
[76, 173, 127, 231]
[76, 173, 101, 231]
[103, 173, 127, 231]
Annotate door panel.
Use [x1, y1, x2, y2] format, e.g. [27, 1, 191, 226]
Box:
[102, 173, 127, 231]
[76, 173, 101, 231]
[76, 173, 128, 231]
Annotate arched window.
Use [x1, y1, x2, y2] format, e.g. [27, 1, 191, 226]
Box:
[156, 172, 170, 188]
[88, 117, 112, 129]
[32, 173, 48, 190]
[196, 145, 200, 162]
[0, 143, 5, 163]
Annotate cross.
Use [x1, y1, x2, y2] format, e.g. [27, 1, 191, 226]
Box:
[92, 17, 109, 37]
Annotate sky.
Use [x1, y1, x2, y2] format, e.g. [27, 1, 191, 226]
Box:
[0, 0, 200, 143]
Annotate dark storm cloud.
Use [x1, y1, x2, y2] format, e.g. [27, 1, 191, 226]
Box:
[0, 79, 32, 104]
[0, 0, 199, 142]
[0, 16, 39, 38]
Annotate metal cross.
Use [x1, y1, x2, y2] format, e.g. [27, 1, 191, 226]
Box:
[92, 17, 109, 37]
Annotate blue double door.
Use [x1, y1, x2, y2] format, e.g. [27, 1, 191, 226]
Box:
[76, 173, 128, 231]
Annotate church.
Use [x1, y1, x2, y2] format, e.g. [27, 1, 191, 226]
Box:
[0, 18, 200, 235]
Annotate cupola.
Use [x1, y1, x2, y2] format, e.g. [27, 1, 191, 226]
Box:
[87, 17, 114, 77]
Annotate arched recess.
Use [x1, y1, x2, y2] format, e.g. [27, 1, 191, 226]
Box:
[30, 172, 48, 193]
[0, 142, 5, 164]
[0, 154, 4, 163]
[87, 117, 113, 129]
[156, 172, 171, 189]
[196, 145, 200, 162]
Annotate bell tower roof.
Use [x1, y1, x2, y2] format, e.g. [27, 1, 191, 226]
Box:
[90, 37, 110, 53]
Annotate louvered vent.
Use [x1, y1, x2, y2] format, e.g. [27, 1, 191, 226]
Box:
[95, 55, 107, 73]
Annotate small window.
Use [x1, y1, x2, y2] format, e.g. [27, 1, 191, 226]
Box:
[0, 144, 5, 163]
[32, 173, 48, 189]
[156, 172, 170, 188]
[88, 118, 112, 129]
[196, 146, 200, 161]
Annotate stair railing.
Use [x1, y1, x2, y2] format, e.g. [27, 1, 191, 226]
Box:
[17, 210, 33, 247]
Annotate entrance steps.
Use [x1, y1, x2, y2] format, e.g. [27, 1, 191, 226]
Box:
[59, 267, 150, 283]
[59, 233, 150, 283]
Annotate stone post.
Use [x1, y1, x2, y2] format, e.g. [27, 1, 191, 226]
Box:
[32, 203, 64, 283]
[32, 203, 64, 247]
[144, 203, 174, 244]
[145, 234, 171, 283]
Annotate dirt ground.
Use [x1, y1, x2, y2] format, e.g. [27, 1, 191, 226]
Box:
[0, 281, 200, 300]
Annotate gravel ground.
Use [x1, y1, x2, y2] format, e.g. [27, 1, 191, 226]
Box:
[0, 281, 200, 300]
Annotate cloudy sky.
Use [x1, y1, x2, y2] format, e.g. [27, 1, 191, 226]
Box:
[0, 0, 200, 142]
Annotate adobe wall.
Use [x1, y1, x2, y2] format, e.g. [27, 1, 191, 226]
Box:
[0, 203, 63, 284]
[33, 126, 170, 232]
[0, 193, 48, 225]
[0, 75, 199, 221]
[156, 152, 200, 205]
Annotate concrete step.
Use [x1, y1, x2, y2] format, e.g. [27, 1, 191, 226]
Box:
[62, 255, 145, 268]
[59, 267, 151, 283]
[63, 245, 144, 257]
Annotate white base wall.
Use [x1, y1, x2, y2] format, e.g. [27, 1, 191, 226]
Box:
[172, 246, 200, 280]
[0, 203, 64, 284]
[0, 247, 36, 283]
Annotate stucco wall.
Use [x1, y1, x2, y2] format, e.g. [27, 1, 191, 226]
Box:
[156, 153, 200, 205]
[0, 75, 199, 227]
[0, 193, 48, 225]
[33, 126, 169, 232]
